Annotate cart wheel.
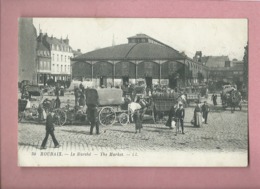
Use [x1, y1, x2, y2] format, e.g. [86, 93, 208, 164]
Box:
[99, 107, 116, 126]
[53, 109, 67, 126]
[119, 113, 129, 126]
[18, 111, 24, 122]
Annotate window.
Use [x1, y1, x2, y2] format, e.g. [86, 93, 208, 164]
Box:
[65, 56, 66, 62]
[57, 64, 59, 72]
[61, 65, 63, 72]
[53, 64, 55, 71]
[57, 55, 59, 61]
[61, 55, 63, 61]
[39, 61, 42, 70]
[65, 65, 66, 72]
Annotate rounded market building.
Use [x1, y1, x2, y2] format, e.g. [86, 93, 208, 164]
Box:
[71, 34, 208, 88]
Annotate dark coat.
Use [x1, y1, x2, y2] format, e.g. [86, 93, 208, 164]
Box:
[201, 104, 210, 113]
[194, 106, 201, 113]
[166, 106, 176, 127]
[46, 114, 55, 131]
[54, 98, 61, 108]
[133, 110, 143, 130]
[176, 108, 185, 119]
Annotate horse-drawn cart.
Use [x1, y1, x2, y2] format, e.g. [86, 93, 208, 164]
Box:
[50, 88, 129, 126]
[186, 93, 201, 105]
[152, 93, 186, 121]
[94, 88, 129, 126]
[221, 86, 242, 112]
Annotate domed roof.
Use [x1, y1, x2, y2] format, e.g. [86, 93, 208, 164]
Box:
[73, 42, 185, 61]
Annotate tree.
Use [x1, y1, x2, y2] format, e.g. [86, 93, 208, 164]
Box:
[243, 42, 248, 89]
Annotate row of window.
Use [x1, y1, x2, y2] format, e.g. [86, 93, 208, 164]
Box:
[52, 54, 72, 62]
[38, 61, 51, 71]
[38, 51, 50, 57]
[52, 44, 72, 52]
[211, 71, 243, 75]
[53, 64, 71, 73]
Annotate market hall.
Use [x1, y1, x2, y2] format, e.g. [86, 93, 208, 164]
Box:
[71, 34, 208, 88]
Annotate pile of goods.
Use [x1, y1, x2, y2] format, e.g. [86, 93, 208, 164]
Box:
[152, 90, 177, 99]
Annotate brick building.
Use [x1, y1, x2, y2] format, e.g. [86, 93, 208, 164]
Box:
[72, 34, 208, 88]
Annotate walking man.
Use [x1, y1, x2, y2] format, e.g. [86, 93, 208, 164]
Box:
[40, 109, 60, 149]
[201, 101, 210, 124]
[176, 103, 185, 134]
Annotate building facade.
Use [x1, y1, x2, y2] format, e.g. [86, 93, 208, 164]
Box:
[36, 33, 52, 85]
[72, 34, 208, 88]
[197, 52, 244, 89]
[18, 18, 37, 84]
[36, 31, 74, 84]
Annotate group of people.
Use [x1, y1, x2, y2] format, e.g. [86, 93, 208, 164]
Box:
[165, 103, 185, 135]
[39, 83, 214, 149]
[164, 100, 210, 135]
[74, 83, 86, 107]
[193, 101, 210, 127]
[40, 86, 100, 149]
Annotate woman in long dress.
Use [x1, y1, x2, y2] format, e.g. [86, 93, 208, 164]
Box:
[194, 102, 202, 127]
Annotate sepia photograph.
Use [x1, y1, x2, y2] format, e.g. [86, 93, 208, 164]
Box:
[18, 18, 248, 167]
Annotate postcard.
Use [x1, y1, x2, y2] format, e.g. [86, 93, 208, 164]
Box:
[18, 18, 248, 167]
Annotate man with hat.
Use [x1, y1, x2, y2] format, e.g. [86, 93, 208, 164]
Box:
[201, 101, 210, 124]
[176, 103, 185, 134]
[40, 109, 60, 149]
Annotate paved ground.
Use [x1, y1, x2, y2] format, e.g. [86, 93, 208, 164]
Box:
[18, 95, 248, 153]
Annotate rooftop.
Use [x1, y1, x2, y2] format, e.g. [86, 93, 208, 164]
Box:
[73, 42, 185, 61]
[73, 34, 186, 61]
[203, 56, 230, 67]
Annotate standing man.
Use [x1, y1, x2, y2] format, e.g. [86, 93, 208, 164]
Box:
[212, 94, 218, 106]
[201, 101, 210, 124]
[176, 103, 185, 134]
[74, 87, 79, 107]
[86, 88, 100, 135]
[40, 109, 60, 149]
[54, 96, 61, 109]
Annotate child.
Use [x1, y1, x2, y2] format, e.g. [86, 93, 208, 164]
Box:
[133, 109, 143, 134]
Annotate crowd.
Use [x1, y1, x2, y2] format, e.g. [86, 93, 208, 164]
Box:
[35, 81, 214, 149]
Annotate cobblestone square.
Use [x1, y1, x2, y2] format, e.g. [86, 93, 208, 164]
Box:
[18, 97, 248, 155]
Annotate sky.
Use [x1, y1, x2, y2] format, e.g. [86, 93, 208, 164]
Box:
[33, 18, 248, 60]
